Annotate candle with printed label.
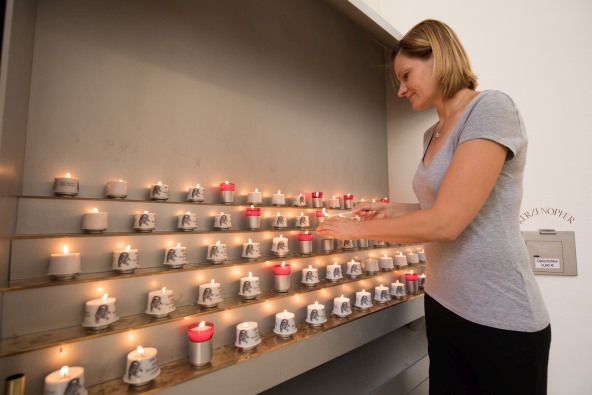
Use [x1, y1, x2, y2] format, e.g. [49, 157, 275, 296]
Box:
[296, 212, 310, 228]
[178, 212, 197, 231]
[274, 310, 296, 337]
[48, 246, 81, 280]
[271, 234, 289, 257]
[44, 366, 87, 394]
[134, 211, 156, 232]
[239, 272, 261, 299]
[123, 346, 160, 386]
[379, 253, 394, 271]
[149, 181, 169, 200]
[106, 179, 127, 199]
[301, 265, 319, 286]
[293, 193, 306, 207]
[198, 279, 222, 307]
[214, 212, 232, 230]
[394, 252, 407, 267]
[187, 184, 205, 202]
[53, 172, 79, 196]
[235, 322, 260, 350]
[346, 260, 361, 278]
[355, 289, 372, 309]
[374, 284, 391, 303]
[242, 239, 261, 260]
[112, 245, 139, 273]
[82, 294, 119, 330]
[145, 287, 175, 317]
[207, 241, 227, 264]
[163, 243, 187, 268]
[364, 258, 379, 274]
[390, 280, 406, 299]
[333, 295, 352, 317]
[272, 212, 287, 229]
[325, 262, 343, 282]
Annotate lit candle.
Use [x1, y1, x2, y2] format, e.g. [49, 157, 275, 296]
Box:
[242, 239, 261, 260]
[123, 346, 160, 386]
[235, 322, 260, 350]
[187, 321, 215, 366]
[163, 243, 187, 268]
[343, 194, 354, 209]
[44, 365, 87, 394]
[134, 211, 156, 232]
[332, 295, 352, 317]
[246, 205, 261, 230]
[214, 212, 232, 230]
[379, 253, 394, 271]
[419, 272, 426, 288]
[405, 271, 419, 295]
[272, 190, 286, 206]
[342, 239, 354, 250]
[81, 207, 108, 233]
[394, 252, 408, 267]
[82, 294, 118, 330]
[311, 191, 323, 208]
[188, 321, 214, 343]
[417, 249, 426, 263]
[187, 184, 205, 202]
[406, 251, 420, 264]
[220, 180, 235, 204]
[301, 264, 319, 286]
[306, 301, 326, 326]
[293, 193, 306, 207]
[364, 257, 379, 274]
[178, 212, 198, 231]
[374, 284, 391, 303]
[325, 261, 343, 282]
[239, 272, 261, 299]
[145, 287, 175, 317]
[48, 246, 81, 280]
[355, 289, 372, 309]
[106, 179, 128, 199]
[207, 241, 227, 264]
[272, 212, 287, 229]
[328, 195, 340, 209]
[390, 280, 406, 299]
[247, 188, 262, 205]
[112, 244, 139, 273]
[52, 172, 79, 197]
[273, 262, 291, 292]
[149, 181, 169, 200]
[197, 279, 222, 307]
[271, 234, 289, 257]
[296, 212, 310, 228]
[346, 259, 361, 278]
[274, 310, 296, 337]
[380, 197, 390, 203]
[316, 208, 328, 224]
[298, 231, 313, 255]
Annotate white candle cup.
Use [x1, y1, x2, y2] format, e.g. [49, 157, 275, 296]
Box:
[390, 281, 406, 299]
[342, 240, 354, 250]
[301, 266, 319, 286]
[379, 256, 394, 271]
[407, 252, 420, 264]
[295, 214, 310, 228]
[272, 192, 286, 206]
[123, 347, 160, 387]
[106, 180, 128, 199]
[346, 260, 362, 278]
[271, 236, 289, 257]
[419, 273, 426, 288]
[52, 175, 79, 197]
[177, 212, 197, 231]
[357, 239, 369, 249]
[293, 194, 306, 207]
[364, 258, 379, 274]
[213, 213, 232, 230]
[239, 275, 261, 299]
[374, 285, 391, 304]
[187, 186, 206, 202]
[44, 366, 87, 395]
[306, 303, 327, 327]
[134, 212, 156, 232]
[333, 296, 352, 317]
[235, 322, 261, 351]
[354, 290, 373, 309]
[241, 242, 261, 260]
[81, 210, 108, 233]
[394, 253, 408, 267]
[145, 288, 175, 318]
[112, 247, 139, 273]
[418, 250, 426, 263]
[197, 282, 222, 307]
[247, 190, 262, 205]
[274, 311, 297, 338]
[149, 183, 169, 200]
[272, 214, 288, 229]
[373, 240, 386, 248]
[207, 243, 227, 264]
[163, 246, 187, 268]
[325, 263, 343, 282]
[327, 197, 340, 209]
[82, 295, 119, 330]
[48, 250, 81, 280]
[322, 238, 333, 254]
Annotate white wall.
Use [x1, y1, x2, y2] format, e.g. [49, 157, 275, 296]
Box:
[363, 0, 592, 393]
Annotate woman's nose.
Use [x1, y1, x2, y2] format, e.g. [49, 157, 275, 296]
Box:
[398, 82, 407, 98]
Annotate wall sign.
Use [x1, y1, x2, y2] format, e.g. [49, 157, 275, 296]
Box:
[519, 207, 575, 225]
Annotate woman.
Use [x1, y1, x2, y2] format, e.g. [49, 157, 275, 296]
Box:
[317, 19, 550, 394]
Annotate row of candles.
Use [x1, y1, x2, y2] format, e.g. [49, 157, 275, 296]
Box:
[53, 174, 389, 207]
[48, 271, 424, 391]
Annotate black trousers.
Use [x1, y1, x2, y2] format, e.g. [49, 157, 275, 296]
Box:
[425, 293, 551, 395]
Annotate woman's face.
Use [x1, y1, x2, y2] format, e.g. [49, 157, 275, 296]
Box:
[394, 53, 440, 110]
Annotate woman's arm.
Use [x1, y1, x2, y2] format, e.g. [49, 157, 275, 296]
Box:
[352, 202, 420, 220]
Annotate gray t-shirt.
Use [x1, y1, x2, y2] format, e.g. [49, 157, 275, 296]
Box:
[412, 90, 549, 332]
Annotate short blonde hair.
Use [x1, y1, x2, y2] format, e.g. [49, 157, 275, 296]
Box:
[392, 19, 478, 98]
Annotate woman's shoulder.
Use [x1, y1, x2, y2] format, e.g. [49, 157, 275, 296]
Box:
[471, 90, 518, 111]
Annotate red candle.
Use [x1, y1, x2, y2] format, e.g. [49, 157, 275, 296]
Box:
[404, 272, 418, 281]
[188, 321, 214, 342]
[219, 181, 235, 191]
[273, 262, 291, 275]
[380, 197, 390, 203]
[343, 194, 354, 200]
[298, 232, 313, 241]
[312, 192, 323, 198]
[246, 206, 261, 216]
[316, 209, 328, 217]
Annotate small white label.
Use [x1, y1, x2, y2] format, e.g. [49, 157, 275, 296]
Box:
[535, 257, 561, 269]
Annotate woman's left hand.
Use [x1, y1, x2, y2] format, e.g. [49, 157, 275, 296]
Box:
[316, 217, 362, 240]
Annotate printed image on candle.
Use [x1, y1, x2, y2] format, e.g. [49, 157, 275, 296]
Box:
[309, 309, 320, 322]
[64, 377, 83, 395]
[351, 265, 359, 274]
[380, 289, 389, 300]
[152, 184, 162, 196]
[118, 252, 130, 267]
[238, 330, 250, 345]
[305, 271, 314, 282]
[150, 296, 163, 312]
[343, 240, 353, 248]
[299, 216, 307, 226]
[202, 288, 213, 302]
[181, 214, 191, 227]
[166, 249, 177, 263]
[128, 361, 142, 380]
[279, 319, 290, 333]
[138, 213, 150, 227]
[242, 281, 253, 294]
[210, 245, 220, 257]
[95, 304, 111, 324]
[299, 195, 305, 205]
[361, 295, 370, 306]
[341, 302, 350, 314]
[220, 214, 229, 226]
[245, 244, 255, 256]
[277, 240, 286, 252]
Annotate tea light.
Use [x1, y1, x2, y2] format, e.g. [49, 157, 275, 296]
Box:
[112, 245, 139, 273]
[405, 271, 419, 294]
[82, 294, 118, 330]
[214, 212, 232, 230]
[48, 246, 81, 280]
[390, 280, 406, 299]
[145, 287, 175, 318]
[134, 211, 156, 232]
[235, 322, 261, 350]
[274, 310, 296, 338]
[44, 366, 87, 395]
[239, 272, 261, 299]
[298, 231, 313, 255]
[380, 197, 390, 203]
[220, 181, 235, 204]
[325, 262, 343, 282]
[149, 181, 169, 200]
[52, 173, 79, 196]
[306, 301, 326, 326]
[312, 191, 323, 208]
[301, 265, 319, 286]
[316, 208, 328, 225]
[293, 193, 306, 207]
[342, 239, 354, 250]
[374, 284, 391, 304]
[247, 188, 262, 205]
[419, 272, 426, 288]
[296, 212, 310, 228]
[346, 260, 361, 278]
[246, 206, 261, 230]
[327, 195, 340, 209]
[343, 194, 354, 209]
[178, 212, 197, 231]
[272, 212, 287, 229]
[364, 258, 379, 274]
[354, 289, 372, 309]
[271, 234, 289, 257]
[394, 252, 408, 267]
[198, 279, 222, 307]
[188, 322, 214, 366]
[379, 254, 394, 271]
[106, 179, 127, 199]
[242, 239, 261, 260]
[207, 241, 227, 264]
[418, 249, 426, 262]
[272, 190, 286, 206]
[163, 243, 187, 268]
[322, 238, 333, 254]
[333, 295, 352, 317]
[273, 262, 291, 292]
[187, 184, 205, 202]
[123, 346, 160, 386]
[406, 251, 420, 264]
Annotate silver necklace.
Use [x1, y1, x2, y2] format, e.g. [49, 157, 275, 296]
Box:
[434, 90, 470, 139]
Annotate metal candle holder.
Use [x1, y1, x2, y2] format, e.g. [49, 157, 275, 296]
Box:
[189, 338, 213, 367]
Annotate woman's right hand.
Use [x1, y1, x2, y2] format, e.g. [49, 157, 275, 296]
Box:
[351, 202, 391, 220]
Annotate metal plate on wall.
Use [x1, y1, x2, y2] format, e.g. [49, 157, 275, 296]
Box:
[522, 230, 577, 276]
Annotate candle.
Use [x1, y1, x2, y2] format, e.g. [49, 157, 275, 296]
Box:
[48, 246, 81, 280]
[379, 254, 394, 271]
[346, 259, 361, 278]
[149, 181, 169, 200]
[220, 180, 235, 204]
[342, 239, 354, 250]
[298, 231, 313, 255]
[247, 188, 262, 205]
[394, 252, 408, 267]
[293, 193, 306, 207]
[163, 243, 187, 268]
[306, 301, 326, 326]
[134, 211, 156, 232]
[187, 184, 205, 202]
[405, 271, 419, 294]
[242, 239, 261, 260]
[82, 294, 118, 330]
[301, 265, 319, 286]
[123, 346, 160, 386]
[145, 287, 175, 317]
[418, 249, 426, 262]
[325, 262, 343, 282]
[316, 208, 328, 224]
[322, 238, 333, 254]
[246, 205, 261, 230]
[52, 172, 79, 196]
[188, 322, 214, 366]
[207, 241, 227, 264]
[371, 240, 385, 248]
[198, 279, 222, 307]
[374, 284, 391, 303]
[380, 197, 390, 203]
[343, 194, 354, 209]
[178, 212, 197, 231]
[311, 191, 323, 208]
[296, 212, 310, 228]
[364, 258, 379, 274]
[235, 322, 261, 350]
[272, 212, 287, 229]
[44, 366, 87, 394]
[419, 272, 426, 288]
[188, 321, 214, 342]
[328, 195, 340, 209]
[239, 272, 261, 299]
[272, 190, 286, 206]
[357, 238, 369, 249]
[214, 212, 232, 230]
[355, 289, 372, 309]
[390, 280, 406, 299]
[406, 251, 420, 264]
[273, 262, 291, 292]
[332, 295, 352, 317]
[112, 245, 139, 273]
[80, 207, 108, 233]
[271, 234, 289, 257]
[274, 310, 296, 337]
[106, 179, 127, 199]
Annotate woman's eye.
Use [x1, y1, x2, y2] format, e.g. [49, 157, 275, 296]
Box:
[403, 72, 409, 81]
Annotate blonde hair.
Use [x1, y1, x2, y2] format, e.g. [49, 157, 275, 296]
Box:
[392, 19, 478, 98]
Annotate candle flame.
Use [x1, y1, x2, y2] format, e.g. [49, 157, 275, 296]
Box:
[248, 239, 252, 243]
[248, 272, 252, 278]
[143, 210, 148, 214]
[383, 253, 387, 258]
[341, 294, 344, 298]
[199, 321, 206, 328]
[186, 211, 190, 215]
[332, 195, 336, 199]
[277, 190, 281, 194]
[211, 279, 215, 285]
[161, 287, 166, 293]
[101, 294, 108, 302]
[63, 246, 69, 254]
[276, 212, 281, 216]
[66, 173, 71, 178]
[250, 205, 255, 209]
[60, 366, 69, 378]
[243, 323, 248, 328]
[279, 234, 284, 239]
[281, 261, 286, 267]
[255, 188, 258, 192]
[314, 301, 318, 307]
[304, 230, 309, 235]
[363, 289, 366, 293]
[92, 208, 99, 213]
[410, 270, 414, 274]
[215, 241, 220, 245]
[300, 212, 304, 216]
[283, 309, 287, 316]
[196, 184, 200, 188]
[157, 181, 162, 185]
[308, 265, 312, 269]
[225, 180, 229, 184]
[220, 212, 224, 215]
[137, 346, 144, 356]
[125, 245, 131, 251]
